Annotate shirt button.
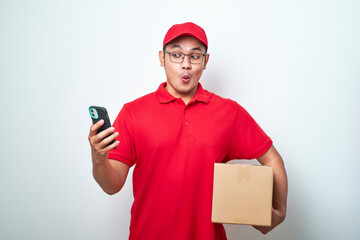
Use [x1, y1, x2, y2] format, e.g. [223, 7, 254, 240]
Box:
[185, 122, 189, 126]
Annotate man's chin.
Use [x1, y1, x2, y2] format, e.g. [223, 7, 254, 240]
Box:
[177, 84, 198, 95]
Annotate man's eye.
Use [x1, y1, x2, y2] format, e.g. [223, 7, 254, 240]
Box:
[191, 54, 201, 59]
[171, 53, 182, 58]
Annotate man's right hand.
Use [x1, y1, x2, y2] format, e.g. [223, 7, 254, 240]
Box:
[88, 119, 129, 195]
[88, 119, 120, 163]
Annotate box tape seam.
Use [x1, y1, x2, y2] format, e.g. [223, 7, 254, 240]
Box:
[237, 164, 251, 182]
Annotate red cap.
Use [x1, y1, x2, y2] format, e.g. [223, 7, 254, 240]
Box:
[163, 22, 208, 48]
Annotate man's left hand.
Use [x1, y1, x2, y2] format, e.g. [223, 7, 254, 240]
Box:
[252, 208, 286, 234]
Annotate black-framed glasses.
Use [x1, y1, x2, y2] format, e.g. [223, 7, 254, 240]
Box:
[164, 51, 206, 64]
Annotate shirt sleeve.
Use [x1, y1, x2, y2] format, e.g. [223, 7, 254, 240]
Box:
[227, 104, 273, 160]
[108, 105, 137, 167]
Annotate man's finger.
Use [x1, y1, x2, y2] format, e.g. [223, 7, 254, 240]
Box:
[89, 119, 105, 136]
[104, 140, 120, 152]
[96, 127, 115, 142]
[99, 131, 119, 148]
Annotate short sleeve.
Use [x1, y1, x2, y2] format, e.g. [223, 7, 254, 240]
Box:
[227, 104, 273, 160]
[108, 105, 137, 167]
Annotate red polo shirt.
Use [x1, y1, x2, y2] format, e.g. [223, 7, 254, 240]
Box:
[108, 82, 272, 240]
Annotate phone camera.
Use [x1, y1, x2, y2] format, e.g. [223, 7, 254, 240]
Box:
[89, 108, 99, 119]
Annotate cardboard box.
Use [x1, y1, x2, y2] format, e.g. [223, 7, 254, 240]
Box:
[212, 163, 273, 226]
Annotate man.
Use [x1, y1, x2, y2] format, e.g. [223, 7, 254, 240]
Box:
[88, 22, 287, 240]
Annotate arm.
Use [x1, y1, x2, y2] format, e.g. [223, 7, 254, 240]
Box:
[88, 120, 130, 195]
[254, 145, 288, 234]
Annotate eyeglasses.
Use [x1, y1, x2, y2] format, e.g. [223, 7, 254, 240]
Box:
[164, 51, 206, 64]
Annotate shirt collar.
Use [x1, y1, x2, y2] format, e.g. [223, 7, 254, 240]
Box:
[155, 82, 211, 104]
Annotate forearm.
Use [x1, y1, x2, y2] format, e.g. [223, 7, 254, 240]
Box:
[255, 146, 288, 234]
[92, 157, 125, 195]
[272, 157, 288, 216]
[258, 146, 288, 214]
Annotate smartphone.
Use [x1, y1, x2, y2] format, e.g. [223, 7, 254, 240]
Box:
[89, 106, 115, 146]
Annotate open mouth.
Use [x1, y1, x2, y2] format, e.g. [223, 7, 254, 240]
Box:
[181, 74, 191, 83]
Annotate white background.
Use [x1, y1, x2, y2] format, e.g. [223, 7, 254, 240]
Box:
[1, 0, 359, 239]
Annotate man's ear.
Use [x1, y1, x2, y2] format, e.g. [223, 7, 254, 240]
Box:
[159, 50, 165, 67]
[203, 53, 210, 70]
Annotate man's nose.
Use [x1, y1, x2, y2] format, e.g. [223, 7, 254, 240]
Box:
[181, 56, 192, 69]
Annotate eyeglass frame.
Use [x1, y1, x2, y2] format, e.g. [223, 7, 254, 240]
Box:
[163, 50, 207, 64]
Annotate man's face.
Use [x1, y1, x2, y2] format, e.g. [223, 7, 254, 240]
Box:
[159, 36, 209, 101]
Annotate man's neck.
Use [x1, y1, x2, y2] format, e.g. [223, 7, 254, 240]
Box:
[165, 84, 198, 105]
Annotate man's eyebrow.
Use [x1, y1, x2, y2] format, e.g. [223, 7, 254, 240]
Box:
[191, 47, 203, 52]
[170, 44, 182, 49]
[169, 45, 204, 52]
